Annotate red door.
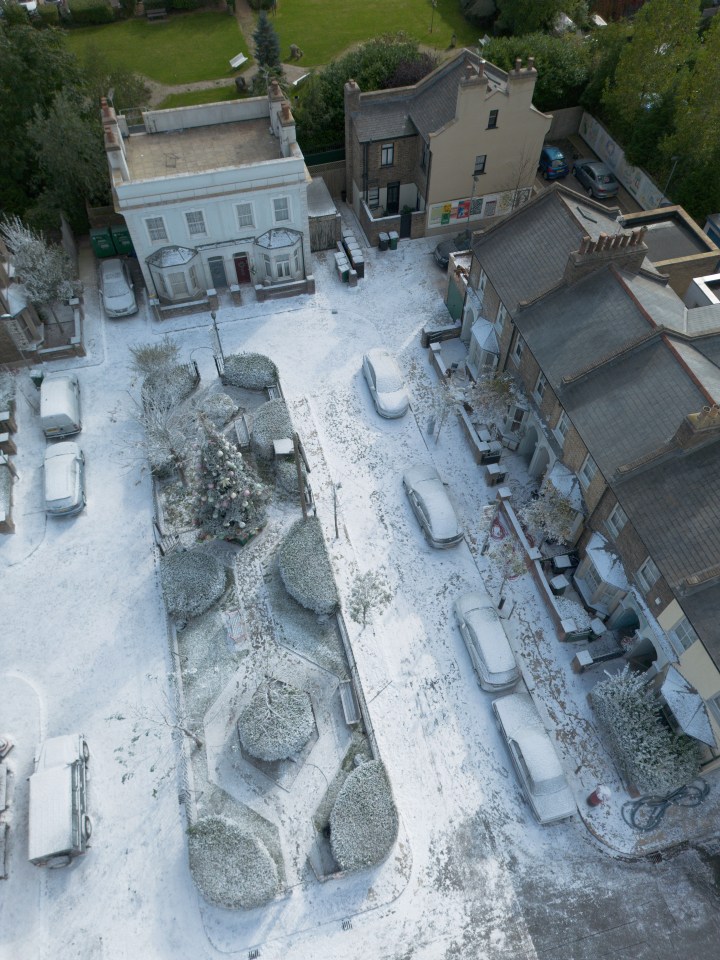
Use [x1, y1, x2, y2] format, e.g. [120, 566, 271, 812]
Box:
[234, 254, 251, 284]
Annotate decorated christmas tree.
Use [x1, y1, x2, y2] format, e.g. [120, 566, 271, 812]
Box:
[195, 418, 269, 541]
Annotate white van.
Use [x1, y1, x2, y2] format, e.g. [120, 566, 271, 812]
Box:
[28, 734, 91, 868]
[40, 375, 82, 439]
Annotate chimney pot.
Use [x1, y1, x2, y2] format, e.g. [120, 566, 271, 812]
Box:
[527, 56, 535, 71]
[598, 232, 609, 251]
[514, 57, 522, 72]
[578, 236, 590, 255]
[477, 58, 485, 77]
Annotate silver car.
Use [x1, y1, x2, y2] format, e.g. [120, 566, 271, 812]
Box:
[492, 691, 575, 825]
[44, 441, 86, 517]
[99, 258, 137, 318]
[454, 591, 520, 692]
[572, 160, 619, 200]
[402, 463, 462, 548]
[362, 348, 409, 418]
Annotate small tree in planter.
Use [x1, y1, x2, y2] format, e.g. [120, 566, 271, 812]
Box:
[348, 569, 393, 627]
[195, 419, 269, 542]
[237, 679, 315, 762]
[518, 482, 577, 549]
[489, 536, 526, 601]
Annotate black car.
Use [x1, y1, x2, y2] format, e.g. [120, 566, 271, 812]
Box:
[434, 230, 472, 269]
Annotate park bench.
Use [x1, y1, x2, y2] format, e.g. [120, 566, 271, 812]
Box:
[146, 7, 167, 21]
[339, 680, 360, 726]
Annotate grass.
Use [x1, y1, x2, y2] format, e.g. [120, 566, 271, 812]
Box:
[157, 85, 241, 109]
[63, 12, 249, 85]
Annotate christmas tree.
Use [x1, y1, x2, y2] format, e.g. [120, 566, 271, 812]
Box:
[195, 418, 269, 541]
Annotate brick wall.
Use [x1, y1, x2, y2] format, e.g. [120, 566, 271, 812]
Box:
[366, 135, 419, 192]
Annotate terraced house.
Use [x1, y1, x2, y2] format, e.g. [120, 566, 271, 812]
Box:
[458, 183, 720, 766]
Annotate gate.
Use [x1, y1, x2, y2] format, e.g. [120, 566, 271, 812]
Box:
[399, 211, 412, 238]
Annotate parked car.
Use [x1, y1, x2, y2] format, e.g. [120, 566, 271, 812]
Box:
[362, 348, 409, 419]
[44, 441, 86, 517]
[40, 374, 81, 439]
[99, 258, 137, 318]
[492, 691, 575, 825]
[402, 463, 463, 548]
[454, 591, 520, 692]
[28, 734, 91, 868]
[538, 144, 569, 180]
[434, 230, 472, 269]
[572, 159, 619, 200]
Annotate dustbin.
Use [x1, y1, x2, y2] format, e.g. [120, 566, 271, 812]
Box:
[378, 232, 389, 251]
[388, 230, 399, 250]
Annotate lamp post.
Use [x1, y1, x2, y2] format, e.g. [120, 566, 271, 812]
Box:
[210, 309, 224, 363]
[663, 156, 680, 198]
[429, 0, 437, 33]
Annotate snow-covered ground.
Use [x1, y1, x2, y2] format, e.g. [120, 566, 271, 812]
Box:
[1, 230, 719, 960]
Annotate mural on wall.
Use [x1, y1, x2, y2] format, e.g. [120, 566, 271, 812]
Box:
[429, 188, 531, 228]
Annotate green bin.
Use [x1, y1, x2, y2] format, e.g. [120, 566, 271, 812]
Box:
[90, 227, 116, 259]
[388, 230, 399, 250]
[110, 223, 134, 256]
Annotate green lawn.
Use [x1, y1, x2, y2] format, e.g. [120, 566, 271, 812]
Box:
[157, 85, 241, 109]
[270, 0, 479, 66]
[63, 13, 249, 85]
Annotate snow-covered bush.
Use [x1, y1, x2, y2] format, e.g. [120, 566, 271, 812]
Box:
[277, 517, 339, 614]
[159, 549, 227, 620]
[590, 666, 701, 794]
[275, 458, 303, 495]
[195, 420, 269, 541]
[188, 816, 279, 909]
[518, 484, 577, 547]
[196, 392, 238, 429]
[143, 363, 198, 410]
[330, 760, 398, 872]
[251, 398, 293, 461]
[129, 336, 179, 379]
[237, 680, 315, 761]
[222, 352, 279, 390]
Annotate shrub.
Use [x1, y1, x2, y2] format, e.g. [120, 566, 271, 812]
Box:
[188, 817, 279, 909]
[590, 666, 701, 794]
[275, 459, 303, 494]
[143, 363, 198, 411]
[247, 0, 274, 10]
[170, 0, 204, 8]
[197, 392, 238, 429]
[68, 0, 114, 25]
[277, 517, 339, 615]
[222, 352, 279, 391]
[251, 398, 293, 461]
[237, 680, 315, 761]
[37, 4, 61, 25]
[159, 549, 226, 620]
[330, 761, 398, 872]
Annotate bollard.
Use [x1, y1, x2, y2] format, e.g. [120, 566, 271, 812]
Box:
[587, 785, 611, 807]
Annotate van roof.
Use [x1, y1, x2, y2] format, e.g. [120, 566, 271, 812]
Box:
[28, 766, 74, 862]
[40, 376, 78, 419]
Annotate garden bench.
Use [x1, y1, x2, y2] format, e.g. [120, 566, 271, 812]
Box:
[0, 822, 7, 880]
[339, 680, 360, 726]
[146, 7, 167, 20]
[233, 414, 251, 451]
[229, 52, 248, 70]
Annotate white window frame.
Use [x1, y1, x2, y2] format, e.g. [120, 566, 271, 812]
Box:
[367, 184, 380, 209]
[668, 616, 698, 657]
[534, 372, 547, 404]
[477, 269, 487, 300]
[554, 410, 570, 445]
[495, 302, 507, 332]
[273, 196, 291, 223]
[168, 271, 189, 297]
[145, 216, 168, 243]
[381, 143, 394, 166]
[512, 334, 524, 365]
[606, 503, 628, 540]
[276, 254, 291, 279]
[709, 692, 720, 725]
[235, 202, 255, 230]
[578, 454, 597, 490]
[184, 210, 207, 237]
[636, 556, 661, 593]
[474, 154, 487, 176]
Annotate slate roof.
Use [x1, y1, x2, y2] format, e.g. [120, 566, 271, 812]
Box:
[470, 186, 625, 313]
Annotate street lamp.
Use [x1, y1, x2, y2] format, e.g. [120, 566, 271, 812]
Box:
[210, 309, 225, 363]
[429, 0, 437, 34]
[663, 156, 680, 198]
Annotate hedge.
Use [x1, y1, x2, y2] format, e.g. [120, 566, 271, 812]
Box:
[68, 0, 114, 25]
[188, 817, 279, 909]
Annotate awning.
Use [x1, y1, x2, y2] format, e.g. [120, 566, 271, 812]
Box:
[660, 666, 717, 747]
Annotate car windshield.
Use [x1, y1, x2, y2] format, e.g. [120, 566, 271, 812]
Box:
[550, 159, 565, 168]
[599, 173, 616, 184]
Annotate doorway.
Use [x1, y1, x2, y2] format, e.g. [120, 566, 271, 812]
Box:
[386, 182, 400, 216]
[399, 210, 412, 238]
[234, 253, 251, 284]
[207, 256, 228, 289]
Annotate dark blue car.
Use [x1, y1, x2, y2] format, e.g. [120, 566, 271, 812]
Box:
[538, 144, 569, 180]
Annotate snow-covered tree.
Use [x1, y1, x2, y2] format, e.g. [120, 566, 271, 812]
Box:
[489, 536, 527, 599]
[590, 666, 701, 794]
[330, 760, 398, 872]
[135, 389, 192, 481]
[129, 336, 180, 380]
[348, 569, 393, 627]
[237, 680, 315, 762]
[159, 548, 227, 622]
[195, 392, 238, 429]
[518, 483, 577, 548]
[0, 215, 79, 324]
[188, 816, 280, 909]
[222, 352, 279, 390]
[277, 516, 339, 614]
[195, 419, 269, 542]
[463, 371, 516, 428]
[253, 11, 282, 82]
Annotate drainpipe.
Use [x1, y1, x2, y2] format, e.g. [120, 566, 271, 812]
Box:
[362, 142, 369, 206]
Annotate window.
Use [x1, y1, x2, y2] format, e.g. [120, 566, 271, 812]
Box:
[494, 302, 506, 331]
[263, 254, 272, 278]
[512, 334, 524, 365]
[487, 109, 499, 129]
[583, 563, 602, 595]
[273, 197, 290, 223]
[367, 184, 380, 209]
[668, 616, 698, 657]
[474, 154, 487, 176]
[185, 210, 207, 236]
[168, 272, 189, 297]
[145, 217, 167, 243]
[534, 373, 547, 404]
[421, 141, 429, 171]
[293, 247, 301, 273]
[709, 693, 720, 725]
[381, 143, 394, 167]
[276, 255, 291, 279]
[554, 411, 570, 445]
[236, 202, 254, 229]
[636, 556, 661, 593]
[606, 503, 628, 540]
[578, 454, 597, 489]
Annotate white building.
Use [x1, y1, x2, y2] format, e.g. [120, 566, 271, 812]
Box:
[102, 82, 314, 309]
